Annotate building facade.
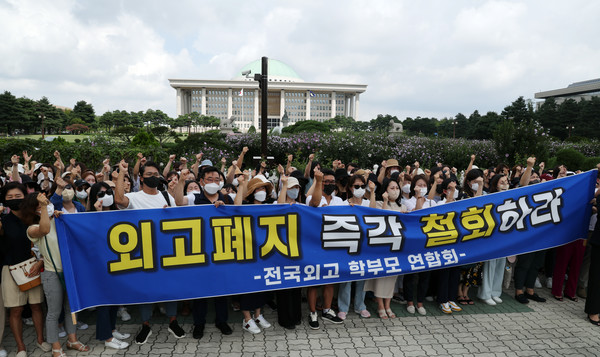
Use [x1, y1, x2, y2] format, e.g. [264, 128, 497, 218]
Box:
[534, 78, 600, 108]
[169, 59, 367, 131]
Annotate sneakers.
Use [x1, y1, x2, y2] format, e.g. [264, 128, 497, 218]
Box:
[117, 307, 131, 321]
[321, 309, 343, 324]
[526, 292, 546, 302]
[135, 324, 152, 344]
[337, 311, 347, 320]
[440, 303, 452, 314]
[58, 326, 67, 338]
[492, 296, 503, 304]
[76, 321, 89, 330]
[216, 322, 233, 335]
[23, 317, 33, 326]
[0, 348, 6, 357]
[193, 325, 204, 339]
[448, 301, 462, 312]
[168, 320, 186, 338]
[242, 318, 261, 334]
[112, 330, 130, 339]
[159, 305, 167, 315]
[483, 298, 497, 306]
[546, 277, 553, 289]
[355, 309, 371, 318]
[534, 277, 542, 288]
[406, 305, 416, 314]
[255, 314, 272, 329]
[425, 296, 434, 302]
[417, 306, 427, 315]
[392, 294, 406, 304]
[105, 337, 129, 350]
[515, 294, 529, 304]
[308, 312, 319, 330]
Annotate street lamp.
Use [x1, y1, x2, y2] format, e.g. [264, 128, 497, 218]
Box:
[566, 125, 574, 138]
[452, 121, 457, 139]
[39, 114, 46, 139]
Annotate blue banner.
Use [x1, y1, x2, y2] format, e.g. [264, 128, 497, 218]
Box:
[55, 170, 597, 312]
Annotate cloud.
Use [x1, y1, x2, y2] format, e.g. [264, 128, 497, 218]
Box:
[1, 0, 599, 122]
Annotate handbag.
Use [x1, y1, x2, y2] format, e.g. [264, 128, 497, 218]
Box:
[8, 257, 42, 292]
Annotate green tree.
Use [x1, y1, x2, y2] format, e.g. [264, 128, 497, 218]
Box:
[501, 96, 533, 125]
[281, 120, 330, 134]
[72, 100, 95, 124]
[369, 114, 400, 132]
[111, 126, 139, 143]
[0, 91, 19, 134]
[326, 115, 355, 131]
[248, 125, 256, 133]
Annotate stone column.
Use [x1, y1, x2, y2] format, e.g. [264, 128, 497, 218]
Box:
[331, 91, 336, 118]
[254, 89, 259, 129]
[349, 95, 354, 119]
[227, 88, 232, 119]
[201, 88, 206, 115]
[354, 93, 360, 121]
[280, 89, 285, 120]
[306, 90, 311, 121]
[176, 88, 182, 116]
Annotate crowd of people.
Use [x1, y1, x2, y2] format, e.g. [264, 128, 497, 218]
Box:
[0, 147, 599, 357]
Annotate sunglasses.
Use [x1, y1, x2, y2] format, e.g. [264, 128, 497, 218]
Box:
[353, 184, 366, 189]
[64, 184, 73, 190]
[97, 189, 113, 198]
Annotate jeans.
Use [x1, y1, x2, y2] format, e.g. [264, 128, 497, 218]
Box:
[478, 258, 506, 300]
[337, 281, 366, 312]
[139, 301, 178, 323]
[42, 271, 75, 343]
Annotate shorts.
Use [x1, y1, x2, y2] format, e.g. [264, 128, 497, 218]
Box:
[2, 265, 44, 308]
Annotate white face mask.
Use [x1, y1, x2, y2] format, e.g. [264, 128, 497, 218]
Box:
[453, 190, 459, 199]
[499, 184, 509, 191]
[218, 182, 224, 190]
[353, 188, 366, 198]
[46, 203, 55, 217]
[287, 188, 299, 200]
[471, 183, 479, 192]
[347, 171, 352, 176]
[232, 177, 239, 187]
[390, 169, 399, 175]
[203, 183, 220, 195]
[254, 190, 267, 202]
[76, 190, 88, 200]
[101, 194, 114, 207]
[228, 192, 237, 201]
[415, 187, 427, 197]
[388, 190, 400, 201]
[62, 189, 75, 201]
[402, 184, 411, 194]
[190, 190, 201, 195]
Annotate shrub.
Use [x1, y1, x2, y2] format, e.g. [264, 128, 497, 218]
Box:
[555, 148, 586, 170]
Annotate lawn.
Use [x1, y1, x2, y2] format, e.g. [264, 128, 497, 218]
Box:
[13, 134, 92, 142]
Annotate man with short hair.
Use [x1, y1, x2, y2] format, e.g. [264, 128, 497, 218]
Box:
[114, 160, 186, 344]
[305, 168, 344, 329]
[173, 167, 233, 339]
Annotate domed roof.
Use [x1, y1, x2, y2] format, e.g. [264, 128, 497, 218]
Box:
[233, 59, 304, 82]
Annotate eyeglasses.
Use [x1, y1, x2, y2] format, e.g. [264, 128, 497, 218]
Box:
[353, 184, 366, 189]
[97, 189, 113, 198]
[64, 184, 73, 190]
[75, 186, 87, 191]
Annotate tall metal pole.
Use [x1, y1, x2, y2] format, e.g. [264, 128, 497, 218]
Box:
[261, 56, 268, 158]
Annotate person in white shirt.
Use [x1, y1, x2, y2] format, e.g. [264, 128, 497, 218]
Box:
[114, 160, 184, 345]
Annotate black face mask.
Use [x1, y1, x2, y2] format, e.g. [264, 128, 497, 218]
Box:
[142, 176, 160, 188]
[530, 179, 540, 184]
[436, 185, 444, 194]
[4, 198, 23, 211]
[323, 184, 336, 196]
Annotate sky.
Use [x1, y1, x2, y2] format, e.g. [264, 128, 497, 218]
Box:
[1, 0, 599, 122]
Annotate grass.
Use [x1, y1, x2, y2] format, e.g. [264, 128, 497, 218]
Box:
[12, 134, 91, 142]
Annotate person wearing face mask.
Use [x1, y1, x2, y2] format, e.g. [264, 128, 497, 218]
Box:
[402, 175, 436, 316]
[513, 157, 547, 304]
[364, 178, 407, 319]
[377, 158, 401, 185]
[24, 192, 90, 357]
[87, 183, 129, 350]
[432, 179, 464, 314]
[462, 169, 485, 199]
[428, 169, 446, 203]
[336, 175, 374, 321]
[273, 175, 304, 329]
[233, 176, 274, 334]
[0, 183, 49, 356]
[114, 160, 185, 344]
[399, 173, 412, 206]
[172, 167, 233, 340]
[183, 180, 201, 195]
[333, 169, 349, 201]
[476, 175, 510, 306]
[73, 180, 90, 206]
[49, 177, 86, 214]
[306, 168, 344, 329]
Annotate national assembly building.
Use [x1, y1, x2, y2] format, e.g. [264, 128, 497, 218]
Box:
[168, 58, 367, 132]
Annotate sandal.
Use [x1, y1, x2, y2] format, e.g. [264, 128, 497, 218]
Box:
[457, 296, 469, 305]
[464, 298, 474, 305]
[385, 308, 396, 318]
[53, 348, 67, 357]
[554, 295, 564, 301]
[378, 309, 388, 319]
[66, 340, 90, 352]
[589, 316, 600, 326]
[566, 296, 578, 302]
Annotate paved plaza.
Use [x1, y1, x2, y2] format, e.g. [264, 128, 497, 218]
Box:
[3, 286, 600, 357]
